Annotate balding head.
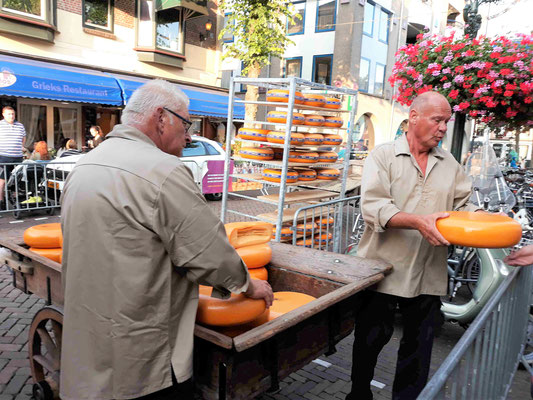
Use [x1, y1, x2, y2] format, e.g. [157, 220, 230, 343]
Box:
[409, 91, 451, 114]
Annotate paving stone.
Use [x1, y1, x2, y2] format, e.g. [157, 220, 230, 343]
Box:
[6, 360, 28, 369]
[2, 308, 27, 314]
[0, 319, 17, 331]
[304, 393, 323, 400]
[0, 351, 28, 360]
[295, 380, 316, 395]
[0, 395, 14, 400]
[0, 367, 17, 384]
[324, 379, 346, 394]
[309, 380, 331, 395]
[289, 372, 306, 383]
[20, 385, 32, 395]
[0, 344, 22, 352]
[5, 324, 25, 338]
[14, 367, 30, 376]
[4, 374, 28, 394]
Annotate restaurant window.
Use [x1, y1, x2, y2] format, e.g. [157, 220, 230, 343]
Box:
[19, 104, 46, 151]
[363, 1, 374, 36]
[190, 118, 202, 136]
[284, 57, 302, 78]
[359, 58, 370, 92]
[222, 13, 234, 42]
[374, 63, 386, 96]
[54, 107, 78, 149]
[315, 0, 336, 32]
[313, 55, 332, 85]
[83, 0, 114, 31]
[287, 1, 305, 35]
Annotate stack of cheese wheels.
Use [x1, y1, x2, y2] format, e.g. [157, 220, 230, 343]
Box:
[314, 232, 333, 246]
[435, 211, 522, 248]
[303, 133, 324, 146]
[323, 116, 343, 128]
[266, 111, 305, 125]
[318, 151, 338, 163]
[262, 168, 299, 183]
[324, 97, 341, 109]
[237, 128, 269, 142]
[297, 168, 317, 181]
[296, 222, 317, 234]
[266, 131, 305, 145]
[272, 226, 293, 241]
[266, 89, 305, 104]
[24, 223, 63, 263]
[296, 238, 314, 248]
[322, 134, 343, 145]
[288, 151, 319, 163]
[304, 115, 325, 126]
[316, 168, 341, 180]
[316, 217, 334, 229]
[303, 94, 326, 108]
[240, 146, 274, 160]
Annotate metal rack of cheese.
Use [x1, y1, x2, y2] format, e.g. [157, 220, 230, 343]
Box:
[221, 77, 358, 242]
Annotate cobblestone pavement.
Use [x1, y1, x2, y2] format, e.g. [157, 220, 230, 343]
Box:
[0, 198, 530, 399]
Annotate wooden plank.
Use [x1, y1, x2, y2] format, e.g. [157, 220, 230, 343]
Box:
[256, 209, 300, 224]
[269, 242, 391, 285]
[0, 239, 61, 273]
[194, 324, 233, 350]
[257, 189, 336, 204]
[231, 173, 340, 189]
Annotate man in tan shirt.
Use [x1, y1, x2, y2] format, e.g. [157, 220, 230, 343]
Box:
[60, 80, 273, 400]
[346, 92, 478, 400]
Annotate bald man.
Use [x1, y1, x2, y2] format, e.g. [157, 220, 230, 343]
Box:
[346, 92, 478, 400]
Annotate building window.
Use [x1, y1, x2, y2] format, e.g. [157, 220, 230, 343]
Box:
[359, 58, 370, 92]
[313, 55, 332, 85]
[1, 0, 47, 19]
[156, 7, 183, 52]
[315, 0, 336, 32]
[83, 0, 113, 31]
[378, 9, 390, 43]
[374, 63, 385, 96]
[288, 1, 305, 35]
[363, 1, 374, 36]
[284, 57, 302, 78]
[222, 13, 234, 42]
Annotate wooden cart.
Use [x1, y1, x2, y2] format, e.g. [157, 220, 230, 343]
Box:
[0, 238, 391, 400]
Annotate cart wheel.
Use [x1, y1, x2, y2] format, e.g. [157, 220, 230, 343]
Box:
[29, 306, 63, 400]
[46, 208, 55, 216]
[12, 210, 21, 219]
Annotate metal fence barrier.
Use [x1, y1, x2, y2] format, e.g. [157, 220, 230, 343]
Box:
[0, 161, 76, 217]
[291, 196, 361, 254]
[419, 266, 533, 399]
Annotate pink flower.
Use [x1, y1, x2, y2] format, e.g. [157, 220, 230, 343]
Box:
[454, 75, 465, 83]
[453, 105, 461, 112]
[442, 67, 451, 74]
[443, 82, 452, 89]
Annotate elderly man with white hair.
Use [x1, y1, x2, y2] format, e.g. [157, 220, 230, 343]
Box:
[60, 80, 273, 400]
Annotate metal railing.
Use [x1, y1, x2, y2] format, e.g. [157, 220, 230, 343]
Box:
[291, 196, 361, 254]
[0, 161, 76, 216]
[419, 266, 533, 399]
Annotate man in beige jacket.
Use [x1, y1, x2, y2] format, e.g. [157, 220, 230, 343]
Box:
[60, 80, 273, 400]
[346, 92, 478, 400]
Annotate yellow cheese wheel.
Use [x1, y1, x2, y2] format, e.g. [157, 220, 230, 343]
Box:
[266, 131, 305, 145]
[266, 111, 305, 125]
[239, 147, 274, 160]
[302, 133, 324, 145]
[272, 226, 293, 240]
[262, 168, 299, 183]
[322, 135, 343, 145]
[24, 223, 62, 249]
[237, 128, 270, 142]
[214, 309, 270, 338]
[317, 151, 338, 163]
[304, 115, 325, 126]
[29, 247, 62, 263]
[316, 168, 341, 180]
[316, 217, 335, 229]
[324, 97, 341, 109]
[269, 291, 316, 320]
[236, 243, 272, 269]
[288, 151, 319, 163]
[314, 233, 333, 245]
[266, 89, 304, 104]
[296, 238, 314, 248]
[296, 222, 317, 234]
[297, 168, 317, 181]
[436, 211, 522, 248]
[302, 94, 326, 108]
[197, 286, 267, 327]
[323, 116, 343, 128]
[249, 267, 268, 281]
[225, 222, 273, 249]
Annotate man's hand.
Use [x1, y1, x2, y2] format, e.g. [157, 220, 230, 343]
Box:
[504, 245, 533, 266]
[245, 279, 274, 308]
[415, 212, 450, 247]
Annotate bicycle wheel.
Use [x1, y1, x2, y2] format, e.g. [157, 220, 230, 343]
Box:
[464, 250, 481, 294]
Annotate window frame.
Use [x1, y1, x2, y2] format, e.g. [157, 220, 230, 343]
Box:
[315, 0, 337, 33]
[287, 0, 306, 36]
[362, 1, 375, 37]
[312, 54, 333, 86]
[222, 12, 234, 43]
[0, 0, 48, 21]
[155, 6, 185, 54]
[378, 8, 390, 44]
[358, 57, 371, 93]
[82, 0, 114, 32]
[283, 56, 303, 78]
[374, 62, 386, 97]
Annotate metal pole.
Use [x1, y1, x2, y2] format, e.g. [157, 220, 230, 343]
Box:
[221, 77, 236, 223]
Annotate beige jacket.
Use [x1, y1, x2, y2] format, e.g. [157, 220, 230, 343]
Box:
[60, 124, 249, 400]
[357, 134, 477, 298]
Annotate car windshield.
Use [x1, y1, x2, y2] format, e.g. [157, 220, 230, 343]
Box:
[181, 141, 207, 157]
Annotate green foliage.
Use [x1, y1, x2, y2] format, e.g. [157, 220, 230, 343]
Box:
[4, 0, 41, 16]
[219, 0, 301, 75]
[84, 0, 109, 28]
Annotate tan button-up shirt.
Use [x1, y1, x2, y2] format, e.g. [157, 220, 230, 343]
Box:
[60, 125, 249, 400]
[357, 134, 477, 298]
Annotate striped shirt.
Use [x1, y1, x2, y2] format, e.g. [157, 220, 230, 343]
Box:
[0, 119, 26, 157]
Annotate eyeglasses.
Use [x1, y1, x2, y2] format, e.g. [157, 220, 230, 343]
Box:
[163, 107, 193, 132]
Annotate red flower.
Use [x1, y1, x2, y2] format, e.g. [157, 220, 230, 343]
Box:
[490, 52, 501, 59]
[504, 90, 514, 97]
[525, 97, 533, 104]
[506, 109, 518, 118]
[469, 110, 478, 117]
[449, 89, 459, 99]
[455, 66, 465, 73]
[500, 68, 513, 76]
[465, 50, 476, 57]
[459, 101, 470, 110]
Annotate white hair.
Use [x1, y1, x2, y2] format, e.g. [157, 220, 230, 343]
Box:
[121, 79, 190, 126]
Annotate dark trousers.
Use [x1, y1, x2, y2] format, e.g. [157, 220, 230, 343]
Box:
[346, 291, 441, 400]
[133, 370, 194, 400]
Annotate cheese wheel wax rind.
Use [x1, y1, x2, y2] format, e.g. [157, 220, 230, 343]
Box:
[304, 115, 325, 126]
[316, 168, 341, 180]
[239, 147, 274, 160]
[302, 94, 326, 108]
[197, 286, 266, 327]
[29, 247, 62, 263]
[317, 152, 338, 163]
[324, 97, 341, 109]
[215, 309, 271, 338]
[237, 128, 270, 142]
[266, 131, 305, 145]
[288, 151, 319, 163]
[296, 239, 314, 248]
[297, 168, 317, 181]
[269, 291, 316, 320]
[435, 211, 522, 248]
[303, 133, 324, 146]
[323, 117, 343, 128]
[266, 111, 305, 125]
[296, 222, 317, 234]
[272, 227, 293, 240]
[24, 223, 62, 249]
[249, 267, 268, 281]
[266, 89, 304, 104]
[321, 135, 343, 145]
[262, 168, 299, 183]
[236, 243, 272, 269]
[225, 222, 273, 249]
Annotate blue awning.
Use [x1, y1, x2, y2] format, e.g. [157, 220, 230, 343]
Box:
[115, 75, 244, 119]
[0, 55, 123, 105]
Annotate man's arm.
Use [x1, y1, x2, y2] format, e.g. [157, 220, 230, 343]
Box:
[386, 212, 450, 246]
